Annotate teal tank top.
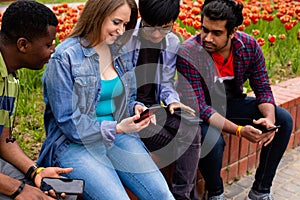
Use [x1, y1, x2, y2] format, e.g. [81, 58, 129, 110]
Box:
[96, 76, 123, 122]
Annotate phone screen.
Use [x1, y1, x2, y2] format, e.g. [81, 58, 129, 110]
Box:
[41, 177, 84, 195]
[173, 109, 202, 124]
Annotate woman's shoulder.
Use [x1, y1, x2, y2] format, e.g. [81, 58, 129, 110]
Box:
[53, 37, 92, 62]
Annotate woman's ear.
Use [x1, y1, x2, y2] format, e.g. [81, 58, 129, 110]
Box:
[16, 37, 30, 53]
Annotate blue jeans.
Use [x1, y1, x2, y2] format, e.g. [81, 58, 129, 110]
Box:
[199, 97, 293, 197]
[56, 134, 174, 200]
[140, 107, 201, 200]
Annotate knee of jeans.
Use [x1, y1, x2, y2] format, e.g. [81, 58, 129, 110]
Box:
[276, 107, 293, 133]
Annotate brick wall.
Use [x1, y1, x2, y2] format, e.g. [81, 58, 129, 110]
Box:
[196, 76, 300, 198]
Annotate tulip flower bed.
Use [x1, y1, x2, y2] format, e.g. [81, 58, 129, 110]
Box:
[174, 0, 300, 86]
[1, 0, 298, 84]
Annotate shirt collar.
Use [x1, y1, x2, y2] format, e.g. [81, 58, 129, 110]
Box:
[0, 52, 8, 79]
[231, 31, 245, 54]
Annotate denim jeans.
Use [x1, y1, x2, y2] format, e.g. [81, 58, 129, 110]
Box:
[140, 107, 201, 200]
[56, 134, 174, 200]
[199, 97, 293, 197]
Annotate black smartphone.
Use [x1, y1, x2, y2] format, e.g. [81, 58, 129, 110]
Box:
[261, 125, 281, 133]
[173, 109, 202, 125]
[41, 177, 84, 195]
[134, 105, 161, 123]
[228, 118, 280, 133]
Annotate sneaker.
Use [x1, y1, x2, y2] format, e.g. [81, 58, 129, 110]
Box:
[208, 193, 225, 200]
[247, 189, 274, 200]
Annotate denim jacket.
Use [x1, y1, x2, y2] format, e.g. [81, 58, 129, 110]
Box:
[125, 18, 180, 106]
[37, 37, 139, 167]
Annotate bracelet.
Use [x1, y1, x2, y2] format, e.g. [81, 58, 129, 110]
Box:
[25, 164, 38, 181]
[10, 180, 25, 199]
[236, 125, 243, 137]
[32, 167, 45, 183]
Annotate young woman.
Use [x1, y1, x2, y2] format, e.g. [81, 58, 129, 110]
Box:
[37, 0, 174, 199]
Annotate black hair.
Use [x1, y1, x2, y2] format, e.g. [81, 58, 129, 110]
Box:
[201, 0, 243, 35]
[138, 0, 180, 26]
[1, 0, 58, 44]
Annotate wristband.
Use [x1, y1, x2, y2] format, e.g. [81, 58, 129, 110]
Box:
[25, 164, 38, 180]
[32, 167, 45, 183]
[236, 125, 242, 137]
[10, 180, 25, 199]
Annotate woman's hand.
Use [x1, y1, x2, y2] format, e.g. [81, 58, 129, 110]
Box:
[134, 104, 157, 125]
[116, 114, 151, 134]
[134, 104, 147, 116]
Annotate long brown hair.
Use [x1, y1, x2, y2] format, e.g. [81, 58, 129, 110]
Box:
[68, 0, 138, 48]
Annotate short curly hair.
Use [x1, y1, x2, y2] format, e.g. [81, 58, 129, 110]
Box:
[1, 0, 58, 45]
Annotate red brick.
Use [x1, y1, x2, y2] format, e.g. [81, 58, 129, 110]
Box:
[221, 167, 228, 184]
[286, 87, 300, 98]
[227, 162, 239, 184]
[295, 97, 300, 105]
[289, 106, 297, 132]
[280, 102, 288, 109]
[294, 130, 300, 146]
[288, 100, 295, 108]
[228, 135, 240, 164]
[275, 89, 298, 103]
[295, 105, 300, 130]
[249, 142, 257, 154]
[248, 153, 257, 171]
[222, 133, 230, 167]
[287, 133, 294, 150]
[239, 138, 249, 159]
[238, 157, 248, 178]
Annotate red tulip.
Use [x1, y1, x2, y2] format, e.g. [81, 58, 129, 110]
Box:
[268, 34, 276, 43]
[257, 38, 265, 46]
[279, 34, 286, 40]
[284, 23, 293, 30]
[252, 29, 260, 36]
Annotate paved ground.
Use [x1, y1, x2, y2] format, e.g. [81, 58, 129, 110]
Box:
[224, 145, 300, 200]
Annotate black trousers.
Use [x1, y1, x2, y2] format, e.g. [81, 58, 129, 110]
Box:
[139, 107, 201, 200]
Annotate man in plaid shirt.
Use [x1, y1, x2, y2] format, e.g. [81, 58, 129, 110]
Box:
[176, 0, 293, 199]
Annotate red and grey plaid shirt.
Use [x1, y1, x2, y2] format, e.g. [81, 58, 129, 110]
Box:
[176, 31, 275, 122]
